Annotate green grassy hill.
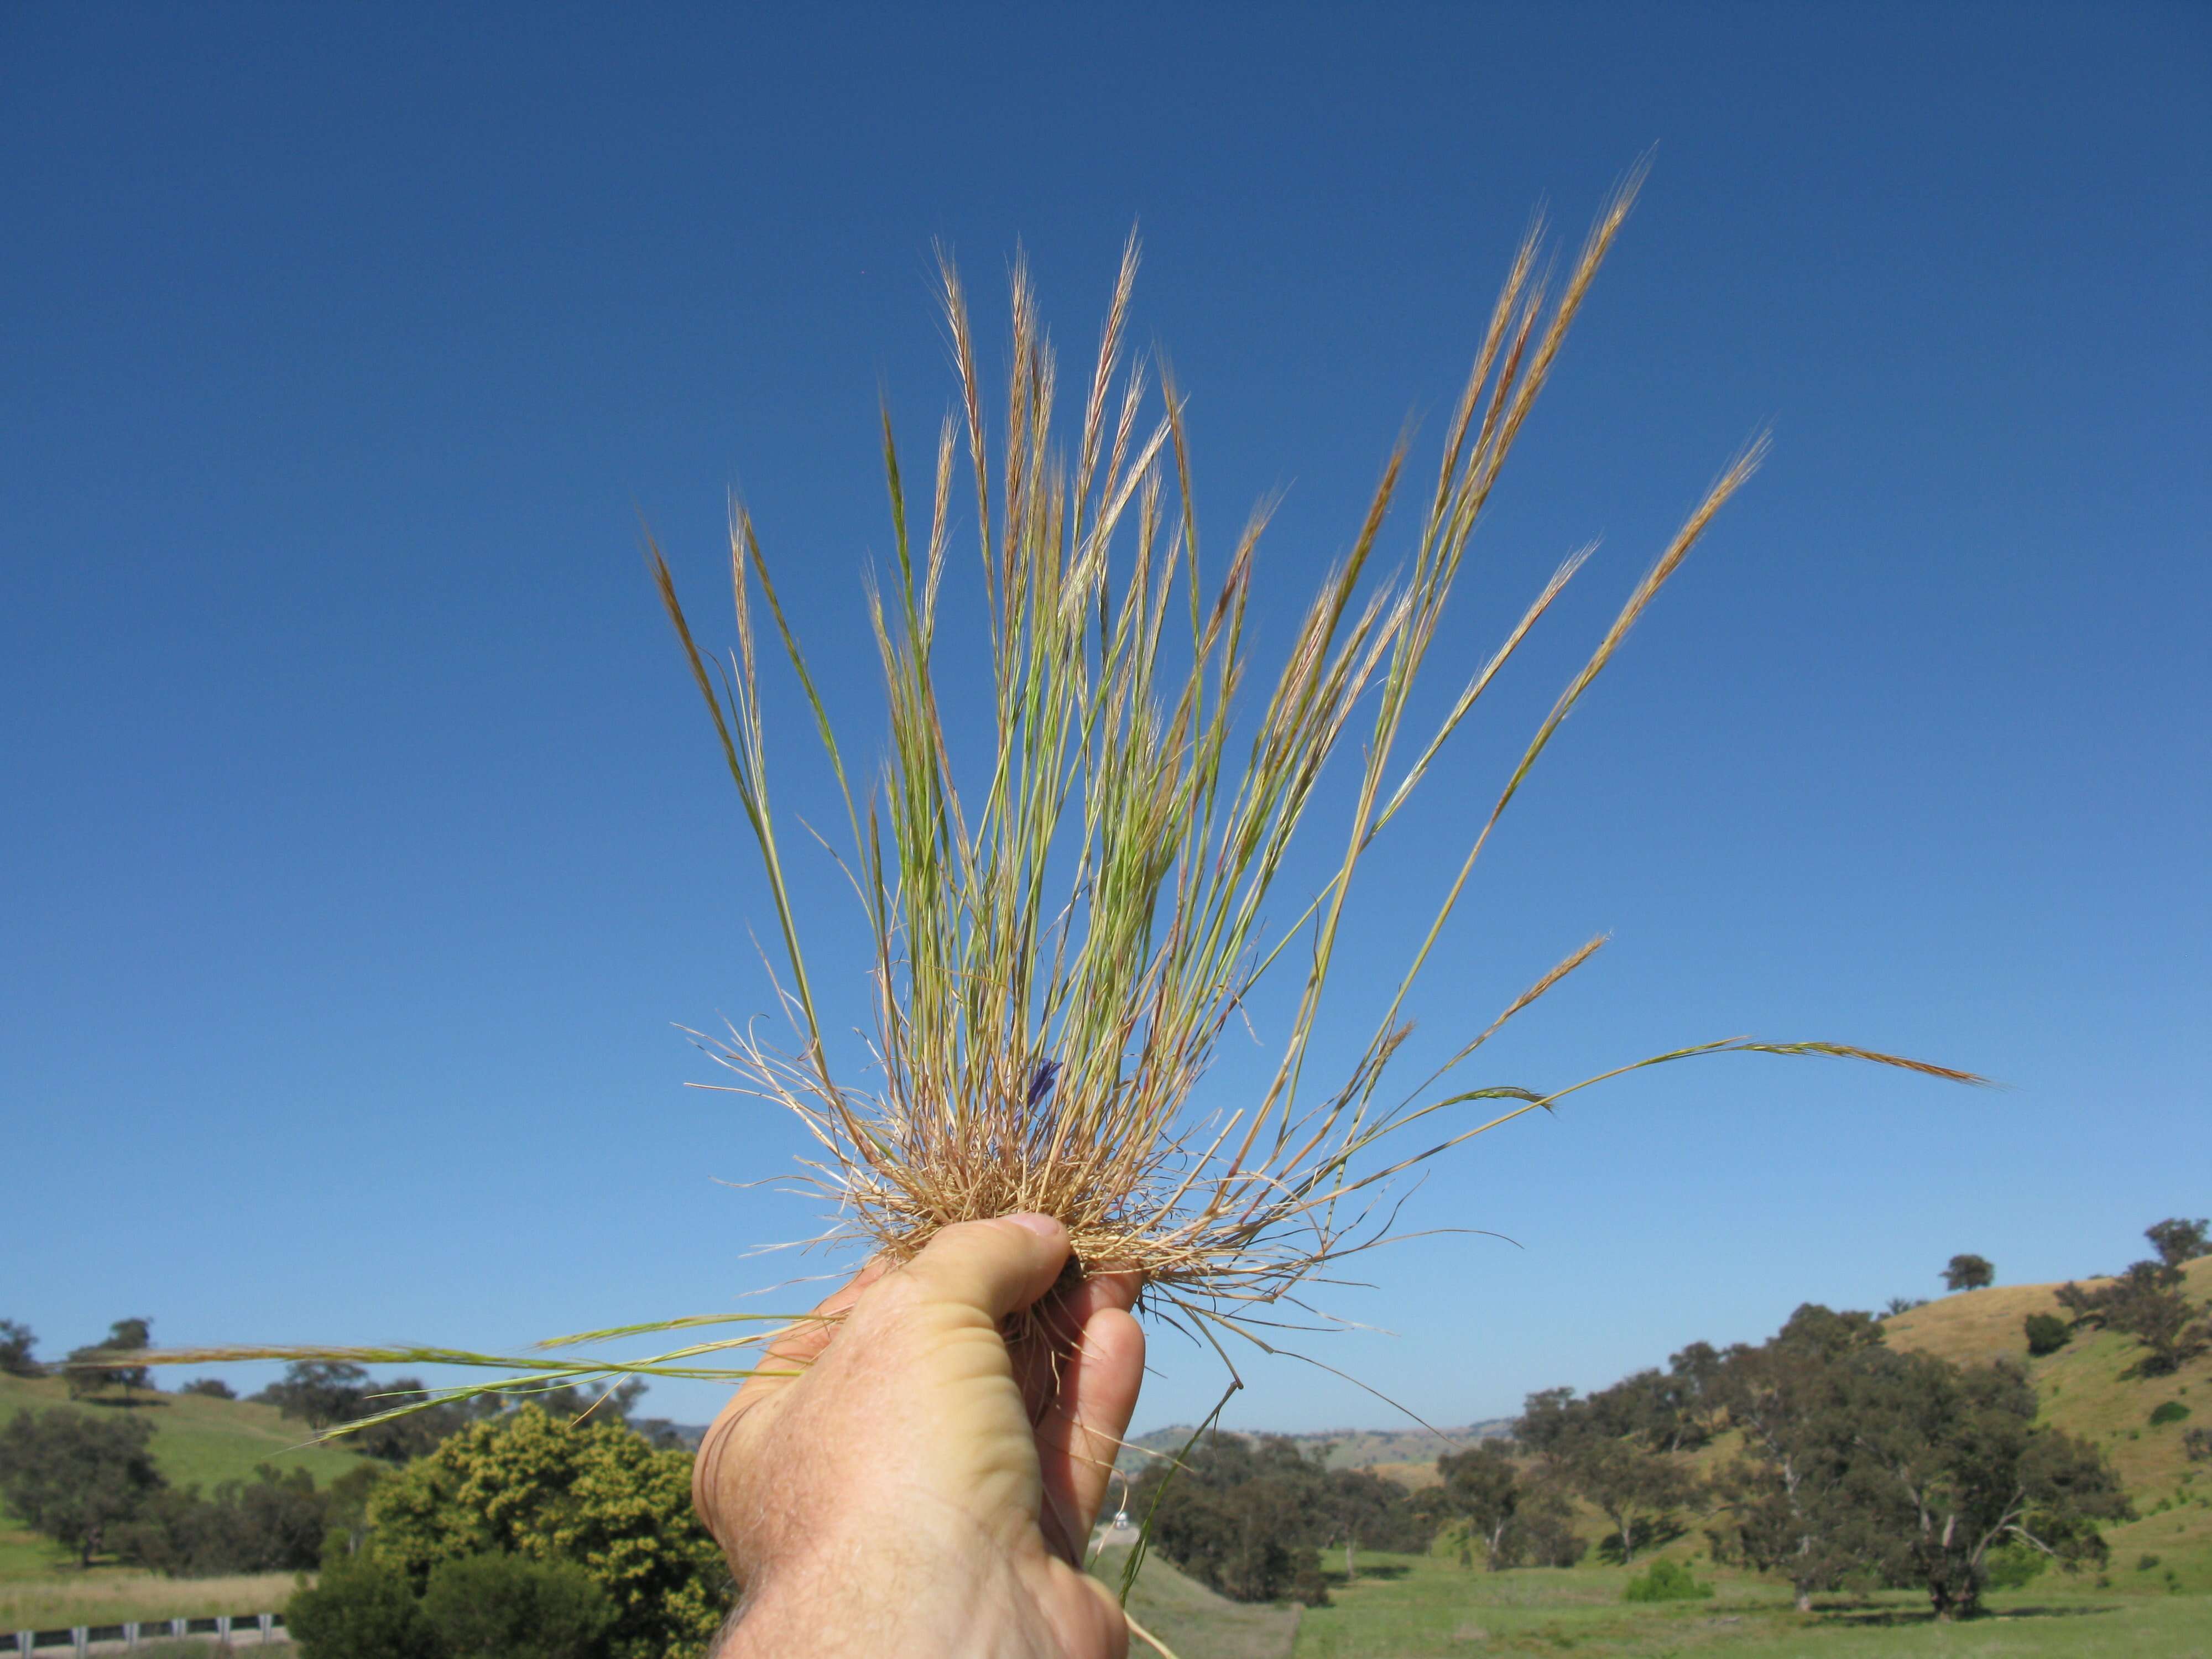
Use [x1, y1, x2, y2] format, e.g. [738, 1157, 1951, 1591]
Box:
[1092, 1543, 1300, 1659]
[0, 1372, 366, 1578]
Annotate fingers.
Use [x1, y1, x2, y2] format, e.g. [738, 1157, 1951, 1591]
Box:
[891, 1214, 1072, 1324]
[1034, 1290, 1146, 1562]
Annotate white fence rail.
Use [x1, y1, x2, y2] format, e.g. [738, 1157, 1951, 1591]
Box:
[13, 1613, 284, 1655]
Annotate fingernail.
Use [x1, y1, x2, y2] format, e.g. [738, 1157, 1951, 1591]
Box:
[1004, 1213, 1063, 1240]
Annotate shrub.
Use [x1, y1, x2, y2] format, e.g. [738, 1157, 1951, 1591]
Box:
[2023, 1313, 2070, 1357]
[1623, 1558, 1713, 1602]
[286, 1553, 438, 1659]
[1983, 1542, 2048, 1589]
[2183, 1426, 2212, 1462]
[422, 1552, 614, 1659]
[178, 1378, 236, 1399]
[2136, 1553, 2161, 1572]
[2150, 1401, 2191, 1427]
[117, 1464, 328, 1575]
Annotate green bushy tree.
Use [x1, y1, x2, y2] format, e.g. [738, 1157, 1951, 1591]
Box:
[421, 1551, 613, 1659]
[66, 1318, 155, 1401]
[0, 1407, 165, 1564]
[367, 1406, 724, 1659]
[1707, 1305, 1903, 1613]
[2145, 1218, 2209, 1268]
[1943, 1255, 1995, 1293]
[2023, 1313, 2070, 1357]
[116, 1464, 331, 1576]
[1848, 1352, 2127, 1619]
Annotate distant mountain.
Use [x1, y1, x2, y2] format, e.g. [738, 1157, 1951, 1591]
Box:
[1114, 1417, 1511, 1480]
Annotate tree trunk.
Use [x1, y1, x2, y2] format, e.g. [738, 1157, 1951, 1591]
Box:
[1344, 1537, 1355, 1580]
[1794, 1588, 1812, 1614]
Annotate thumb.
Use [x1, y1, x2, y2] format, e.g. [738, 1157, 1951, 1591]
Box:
[894, 1214, 1071, 1323]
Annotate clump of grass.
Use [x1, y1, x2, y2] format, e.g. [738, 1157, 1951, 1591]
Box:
[643, 165, 1977, 1360]
[128, 166, 1978, 1419]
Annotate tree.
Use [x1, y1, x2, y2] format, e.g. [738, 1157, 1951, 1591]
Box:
[367, 1405, 726, 1659]
[2145, 1218, 2210, 1269]
[178, 1378, 236, 1399]
[2056, 1261, 2211, 1375]
[1848, 1352, 2128, 1619]
[0, 1408, 165, 1564]
[1708, 1305, 1909, 1612]
[1943, 1255, 1995, 1293]
[117, 1464, 331, 1576]
[1130, 1435, 1332, 1604]
[258, 1364, 658, 1463]
[65, 1318, 155, 1401]
[1577, 1436, 1696, 1564]
[1432, 1441, 1521, 1569]
[2022, 1314, 2070, 1358]
[1425, 1441, 1585, 1571]
[421, 1551, 614, 1659]
[1511, 1386, 1696, 1564]
[258, 1361, 373, 1428]
[0, 1321, 41, 1378]
[1308, 1462, 1427, 1579]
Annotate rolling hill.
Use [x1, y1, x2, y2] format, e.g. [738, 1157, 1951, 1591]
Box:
[1882, 1254, 2212, 1584]
[0, 1371, 367, 1575]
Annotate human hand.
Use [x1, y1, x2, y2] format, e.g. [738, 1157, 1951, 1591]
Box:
[695, 1215, 1146, 1658]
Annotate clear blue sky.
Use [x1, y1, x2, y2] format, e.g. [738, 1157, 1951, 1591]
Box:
[5, 4, 2206, 1437]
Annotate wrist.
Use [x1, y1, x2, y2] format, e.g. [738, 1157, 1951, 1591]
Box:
[717, 1531, 1044, 1659]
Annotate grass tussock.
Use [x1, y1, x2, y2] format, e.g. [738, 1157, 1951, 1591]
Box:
[125, 168, 1979, 1417]
[645, 166, 1978, 1359]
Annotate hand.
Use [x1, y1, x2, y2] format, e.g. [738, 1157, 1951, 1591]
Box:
[695, 1215, 1146, 1658]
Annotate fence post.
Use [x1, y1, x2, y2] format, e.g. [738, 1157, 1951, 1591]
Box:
[257, 1613, 275, 1643]
[71, 1629, 88, 1659]
[123, 1623, 139, 1650]
[215, 1615, 231, 1642]
[13, 1633, 29, 1658]
[168, 1620, 186, 1639]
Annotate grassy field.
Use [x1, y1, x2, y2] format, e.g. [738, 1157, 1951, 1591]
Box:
[1293, 1553, 2205, 1658]
[1093, 1547, 2212, 1659]
[0, 1569, 299, 1630]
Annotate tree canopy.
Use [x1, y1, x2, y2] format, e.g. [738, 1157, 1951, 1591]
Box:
[1942, 1255, 1995, 1292]
[366, 1405, 726, 1659]
[1706, 1303, 2128, 1619]
[0, 1408, 165, 1565]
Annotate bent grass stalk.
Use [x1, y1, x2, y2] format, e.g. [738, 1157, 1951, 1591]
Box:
[126, 172, 1979, 1513]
